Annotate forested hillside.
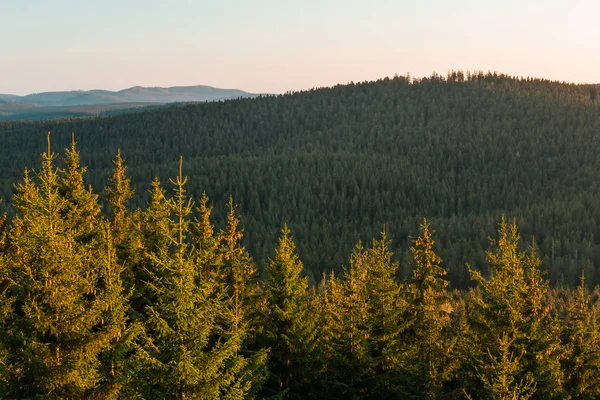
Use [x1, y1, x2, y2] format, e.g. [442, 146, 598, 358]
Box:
[1, 142, 600, 398]
[1, 71, 599, 288]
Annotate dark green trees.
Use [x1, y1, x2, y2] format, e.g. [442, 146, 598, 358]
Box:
[314, 230, 403, 399]
[4, 135, 126, 398]
[261, 224, 316, 398]
[465, 217, 563, 399]
[133, 159, 265, 399]
[2, 137, 600, 399]
[561, 272, 600, 397]
[403, 219, 456, 398]
[133, 160, 234, 398]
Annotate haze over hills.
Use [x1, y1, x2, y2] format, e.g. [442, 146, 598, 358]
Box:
[0, 85, 260, 120]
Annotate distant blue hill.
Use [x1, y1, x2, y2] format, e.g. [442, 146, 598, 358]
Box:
[0, 85, 261, 120]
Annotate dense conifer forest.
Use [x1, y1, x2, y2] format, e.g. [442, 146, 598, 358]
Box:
[1, 135, 600, 398]
[1, 72, 599, 290]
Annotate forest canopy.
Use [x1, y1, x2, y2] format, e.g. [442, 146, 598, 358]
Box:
[1, 71, 600, 288]
[0, 137, 600, 398]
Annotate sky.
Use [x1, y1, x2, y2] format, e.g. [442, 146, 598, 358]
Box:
[1, 0, 599, 95]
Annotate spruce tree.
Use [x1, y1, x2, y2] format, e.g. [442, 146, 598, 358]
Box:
[105, 149, 134, 239]
[315, 244, 373, 398]
[261, 224, 316, 398]
[363, 227, 402, 395]
[95, 220, 135, 399]
[340, 243, 373, 395]
[60, 133, 100, 238]
[6, 134, 120, 398]
[403, 219, 456, 398]
[215, 197, 267, 397]
[104, 150, 142, 293]
[466, 217, 563, 399]
[193, 192, 221, 281]
[134, 158, 248, 399]
[562, 271, 600, 397]
[0, 205, 12, 392]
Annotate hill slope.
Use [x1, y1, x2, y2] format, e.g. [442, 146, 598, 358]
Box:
[1, 72, 599, 287]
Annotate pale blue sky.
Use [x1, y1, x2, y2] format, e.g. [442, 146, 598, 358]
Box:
[1, 0, 599, 95]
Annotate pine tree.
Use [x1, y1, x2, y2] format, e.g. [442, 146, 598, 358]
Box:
[562, 271, 600, 397]
[193, 192, 221, 282]
[520, 239, 564, 397]
[218, 198, 256, 336]
[105, 149, 134, 238]
[215, 197, 267, 397]
[315, 244, 373, 398]
[6, 134, 120, 398]
[466, 217, 563, 399]
[403, 219, 456, 398]
[134, 158, 248, 399]
[340, 243, 373, 395]
[261, 224, 316, 398]
[60, 133, 100, 239]
[363, 227, 402, 395]
[104, 150, 142, 292]
[0, 205, 12, 392]
[95, 220, 136, 399]
[133, 177, 171, 315]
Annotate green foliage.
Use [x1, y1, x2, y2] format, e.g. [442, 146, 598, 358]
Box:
[261, 224, 317, 398]
[3, 135, 125, 398]
[132, 159, 252, 399]
[2, 73, 600, 288]
[561, 272, 600, 398]
[401, 219, 457, 398]
[465, 217, 564, 399]
[1, 118, 600, 398]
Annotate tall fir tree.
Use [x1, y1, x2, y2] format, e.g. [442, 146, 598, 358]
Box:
[215, 197, 268, 397]
[363, 227, 402, 396]
[95, 220, 136, 399]
[134, 158, 250, 399]
[466, 217, 563, 399]
[104, 150, 142, 293]
[5, 133, 122, 398]
[105, 149, 134, 239]
[0, 204, 12, 391]
[261, 224, 316, 398]
[403, 219, 456, 398]
[561, 271, 600, 397]
[60, 133, 101, 239]
[315, 243, 373, 398]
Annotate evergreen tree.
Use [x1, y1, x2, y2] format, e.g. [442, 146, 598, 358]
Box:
[520, 239, 564, 397]
[193, 192, 221, 282]
[315, 244, 373, 398]
[105, 149, 134, 238]
[363, 227, 402, 395]
[104, 150, 142, 291]
[6, 134, 120, 398]
[59, 133, 100, 238]
[133, 158, 249, 399]
[340, 243, 373, 395]
[562, 272, 600, 397]
[0, 205, 12, 392]
[403, 219, 456, 398]
[216, 197, 267, 397]
[95, 220, 136, 399]
[466, 217, 563, 399]
[261, 224, 316, 398]
[133, 177, 171, 315]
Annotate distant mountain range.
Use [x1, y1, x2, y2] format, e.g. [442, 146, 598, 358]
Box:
[0, 85, 260, 120]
